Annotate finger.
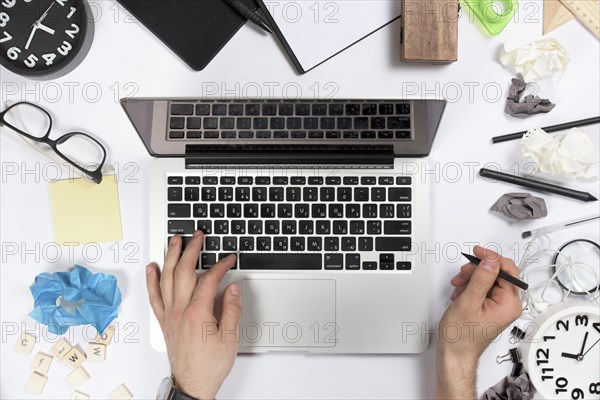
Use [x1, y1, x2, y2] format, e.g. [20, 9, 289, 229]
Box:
[190, 254, 237, 313]
[219, 283, 242, 343]
[173, 231, 203, 308]
[451, 263, 476, 287]
[450, 284, 467, 301]
[146, 263, 165, 326]
[474, 245, 521, 295]
[459, 258, 500, 310]
[161, 235, 183, 307]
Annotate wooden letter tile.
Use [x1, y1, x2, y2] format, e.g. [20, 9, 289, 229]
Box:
[15, 333, 36, 355]
[71, 391, 90, 400]
[32, 352, 53, 375]
[94, 326, 115, 345]
[66, 366, 91, 389]
[25, 372, 48, 395]
[87, 343, 107, 361]
[110, 383, 133, 399]
[64, 346, 87, 368]
[51, 337, 72, 360]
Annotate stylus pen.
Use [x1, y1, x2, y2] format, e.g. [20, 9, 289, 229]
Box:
[225, 0, 273, 34]
[479, 168, 598, 202]
[462, 253, 529, 291]
[492, 116, 600, 143]
[521, 214, 600, 239]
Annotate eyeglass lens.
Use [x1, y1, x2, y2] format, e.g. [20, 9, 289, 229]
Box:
[3, 103, 51, 138]
[56, 134, 105, 172]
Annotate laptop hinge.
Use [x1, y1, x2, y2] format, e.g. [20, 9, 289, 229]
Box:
[184, 145, 395, 168]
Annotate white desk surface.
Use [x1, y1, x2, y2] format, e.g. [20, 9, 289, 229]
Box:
[1, 2, 599, 399]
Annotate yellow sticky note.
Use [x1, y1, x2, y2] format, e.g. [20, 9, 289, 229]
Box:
[48, 176, 123, 246]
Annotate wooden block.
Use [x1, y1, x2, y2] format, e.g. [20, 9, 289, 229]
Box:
[66, 366, 91, 389]
[401, 0, 458, 63]
[64, 346, 87, 368]
[32, 352, 53, 375]
[87, 343, 107, 361]
[25, 372, 48, 395]
[51, 337, 73, 360]
[94, 326, 115, 345]
[15, 333, 36, 355]
[72, 391, 90, 400]
[110, 383, 133, 399]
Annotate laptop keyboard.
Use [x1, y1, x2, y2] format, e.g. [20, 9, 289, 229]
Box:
[167, 173, 413, 271]
[167, 100, 412, 141]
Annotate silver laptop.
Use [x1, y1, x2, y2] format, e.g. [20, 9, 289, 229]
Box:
[121, 98, 445, 353]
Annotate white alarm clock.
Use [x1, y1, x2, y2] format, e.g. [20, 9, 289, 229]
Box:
[522, 302, 600, 399]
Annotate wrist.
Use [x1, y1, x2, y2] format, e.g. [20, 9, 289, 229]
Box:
[435, 346, 478, 399]
[172, 377, 215, 400]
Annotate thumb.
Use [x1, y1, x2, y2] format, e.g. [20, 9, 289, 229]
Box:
[460, 260, 499, 307]
[219, 283, 242, 340]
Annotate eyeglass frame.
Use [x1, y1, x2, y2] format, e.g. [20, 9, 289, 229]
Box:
[0, 101, 106, 184]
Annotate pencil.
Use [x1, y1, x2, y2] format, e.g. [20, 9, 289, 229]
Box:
[461, 253, 529, 290]
[492, 116, 600, 144]
[479, 168, 598, 202]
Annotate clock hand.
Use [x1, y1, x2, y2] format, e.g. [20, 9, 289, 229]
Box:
[561, 352, 581, 360]
[36, 22, 56, 35]
[582, 338, 600, 357]
[578, 331, 589, 356]
[35, 1, 56, 26]
[24, 25, 39, 50]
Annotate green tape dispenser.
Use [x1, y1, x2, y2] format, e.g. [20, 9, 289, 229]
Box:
[462, 0, 518, 35]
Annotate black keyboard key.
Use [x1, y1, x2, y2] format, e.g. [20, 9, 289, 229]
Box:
[343, 131, 359, 139]
[384, 221, 411, 234]
[170, 117, 184, 129]
[299, 220, 314, 234]
[261, 203, 275, 218]
[320, 117, 336, 129]
[337, 118, 352, 129]
[396, 103, 411, 114]
[205, 236, 220, 251]
[397, 261, 412, 271]
[222, 131, 237, 139]
[358, 237, 373, 251]
[291, 130, 306, 139]
[333, 220, 348, 234]
[204, 131, 219, 139]
[371, 117, 386, 129]
[244, 203, 259, 218]
[389, 188, 412, 201]
[255, 177, 271, 185]
[240, 253, 321, 270]
[324, 254, 343, 270]
[290, 237, 305, 251]
[203, 118, 218, 129]
[203, 176, 218, 185]
[346, 204, 361, 218]
[273, 177, 288, 185]
[312, 204, 327, 218]
[361, 130, 376, 139]
[167, 236, 193, 250]
[363, 262, 377, 270]
[350, 220, 365, 235]
[379, 176, 394, 185]
[342, 237, 356, 251]
[316, 220, 331, 234]
[329, 104, 344, 115]
[218, 187, 234, 202]
[201, 253, 217, 270]
[197, 220, 212, 234]
[362, 104, 377, 115]
[371, 188, 386, 202]
[367, 220, 382, 234]
[269, 187, 284, 201]
[214, 220, 229, 234]
[282, 220, 296, 234]
[220, 118, 234, 129]
[296, 104, 310, 115]
[307, 177, 323, 185]
[253, 187, 267, 201]
[378, 130, 394, 139]
[168, 204, 190, 218]
[201, 187, 216, 201]
[262, 104, 277, 115]
[270, 118, 285, 129]
[196, 104, 210, 115]
[237, 118, 251, 129]
[396, 176, 412, 185]
[295, 204, 310, 218]
[274, 237, 288, 251]
[279, 104, 294, 115]
[265, 220, 280, 234]
[256, 237, 271, 251]
[187, 131, 202, 139]
[380, 254, 394, 270]
[254, 118, 268, 129]
[325, 176, 341, 185]
[304, 118, 318, 129]
[398, 204, 412, 218]
[257, 130, 272, 138]
[361, 176, 376, 185]
[388, 117, 410, 129]
[229, 104, 243, 115]
[343, 177, 358, 185]
[312, 104, 327, 115]
[396, 131, 411, 139]
[307, 237, 322, 251]
[286, 187, 301, 202]
[240, 237, 255, 251]
[231, 220, 246, 234]
[346, 104, 360, 115]
[168, 220, 194, 234]
[221, 176, 236, 185]
[320, 187, 335, 201]
[169, 131, 184, 139]
[238, 176, 253, 185]
[375, 237, 411, 251]
[210, 204, 225, 218]
[329, 204, 343, 218]
[290, 177, 305, 185]
[248, 220, 263, 234]
[168, 187, 182, 201]
[354, 187, 369, 201]
[354, 117, 369, 129]
[235, 187, 251, 202]
[168, 177, 183, 185]
[346, 254, 360, 270]
[325, 129, 341, 138]
[278, 204, 293, 218]
[287, 117, 302, 129]
[379, 103, 394, 115]
[246, 104, 260, 115]
[187, 117, 202, 129]
[222, 237, 237, 251]
[171, 104, 194, 115]
[212, 104, 227, 115]
[218, 253, 238, 269]
[193, 203, 208, 218]
[380, 204, 394, 218]
[185, 187, 200, 201]
[185, 176, 201, 185]
[337, 187, 352, 201]
[363, 204, 377, 218]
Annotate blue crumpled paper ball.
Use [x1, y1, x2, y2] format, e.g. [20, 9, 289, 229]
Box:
[29, 265, 121, 335]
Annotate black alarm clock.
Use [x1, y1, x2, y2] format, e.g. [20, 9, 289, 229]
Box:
[0, 0, 93, 78]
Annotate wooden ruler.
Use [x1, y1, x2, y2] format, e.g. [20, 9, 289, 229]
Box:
[560, 0, 600, 39]
[543, 0, 575, 35]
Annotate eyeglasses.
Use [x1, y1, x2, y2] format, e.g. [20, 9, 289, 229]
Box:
[0, 102, 106, 184]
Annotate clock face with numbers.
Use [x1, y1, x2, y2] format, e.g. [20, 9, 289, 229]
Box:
[522, 302, 600, 400]
[0, 0, 91, 77]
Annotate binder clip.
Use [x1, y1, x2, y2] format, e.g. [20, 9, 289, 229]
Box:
[461, 0, 518, 35]
[496, 347, 521, 364]
[509, 326, 526, 344]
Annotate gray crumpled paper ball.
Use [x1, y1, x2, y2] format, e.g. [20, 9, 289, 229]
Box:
[490, 192, 547, 221]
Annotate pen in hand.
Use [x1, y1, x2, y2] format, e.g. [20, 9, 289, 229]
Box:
[462, 253, 529, 291]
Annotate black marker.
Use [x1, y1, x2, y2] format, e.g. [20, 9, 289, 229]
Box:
[462, 253, 529, 291]
[224, 0, 273, 34]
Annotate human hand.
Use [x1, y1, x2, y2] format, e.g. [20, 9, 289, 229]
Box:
[146, 231, 241, 400]
[435, 245, 522, 399]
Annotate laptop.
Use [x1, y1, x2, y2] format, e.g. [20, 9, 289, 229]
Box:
[121, 97, 446, 353]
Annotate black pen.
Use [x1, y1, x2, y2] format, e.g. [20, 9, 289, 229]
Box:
[479, 168, 598, 202]
[224, 0, 273, 34]
[492, 116, 600, 144]
[461, 253, 529, 291]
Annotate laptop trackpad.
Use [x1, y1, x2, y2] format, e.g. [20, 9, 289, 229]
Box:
[241, 279, 337, 348]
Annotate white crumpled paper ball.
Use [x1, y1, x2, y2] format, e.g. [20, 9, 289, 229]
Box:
[500, 38, 570, 82]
